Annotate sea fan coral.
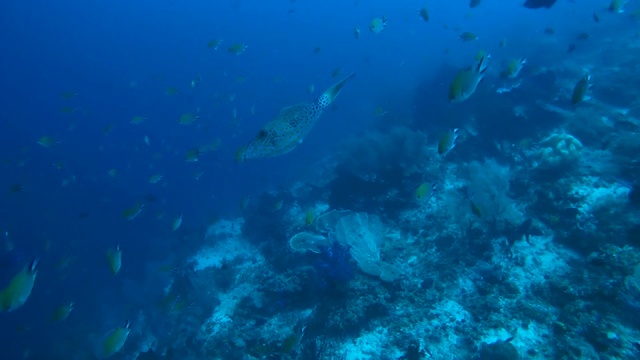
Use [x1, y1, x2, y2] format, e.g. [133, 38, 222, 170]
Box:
[334, 212, 401, 282]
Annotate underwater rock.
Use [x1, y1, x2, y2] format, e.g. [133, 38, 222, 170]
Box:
[478, 340, 519, 360]
[289, 232, 330, 253]
[629, 183, 640, 208]
[537, 132, 583, 169]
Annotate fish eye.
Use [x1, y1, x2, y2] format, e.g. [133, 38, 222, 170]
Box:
[256, 129, 268, 139]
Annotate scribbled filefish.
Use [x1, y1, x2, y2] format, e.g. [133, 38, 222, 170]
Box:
[236, 73, 355, 162]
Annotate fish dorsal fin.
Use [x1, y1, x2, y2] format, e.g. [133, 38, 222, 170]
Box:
[279, 103, 306, 114]
[321, 73, 355, 104]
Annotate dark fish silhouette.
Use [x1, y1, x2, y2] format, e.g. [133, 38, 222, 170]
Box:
[505, 218, 535, 257]
[524, 0, 557, 9]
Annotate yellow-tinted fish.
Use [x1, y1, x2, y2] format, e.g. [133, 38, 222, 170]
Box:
[437, 128, 459, 156]
[207, 39, 223, 49]
[239, 195, 250, 210]
[52, 302, 74, 321]
[272, 199, 284, 211]
[101, 321, 131, 358]
[373, 105, 387, 117]
[60, 106, 77, 113]
[571, 73, 591, 104]
[107, 168, 118, 178]
[190, 74, 201, 88]
[418, 7, 429, 22]
[184, 147, 202, 162]
[0, 258, 38, 312]
[106, 246, 122, 275]
[102, 124, 114, 135]
[203, 139, 221, 152]
[609, 0, 629, 13]
[228, 43, 248, 55]
[448, 55, 488, 102]
[61, 91, 78, 99]
[575, 32, 589, 40]
[38, 136, 57, 148]
[459, 32, 478, 41]
[501, 58, 526, 79]
[171, 215, 183, 231]
[148, 174, 163, 184]
[470, 194, 483, 218]
[178, 113, 198, 125]
[130, 115, 146, 125]
[474, 49, 488, 61]
[9, 183, 24, 193]
[305, 208, 314, 226]
[416, 182, 437, 200]
[165, 87, 180, 95]
[122, 202, 145, 220]
[236, 73, 355, 161]
[370, 17, 387, 34]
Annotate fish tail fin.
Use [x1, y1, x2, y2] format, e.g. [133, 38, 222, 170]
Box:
[322, 73, 355, 104]
[29, 257, 39, 273]
[476, 56, 489, 74]
[234, 147, 247, 163]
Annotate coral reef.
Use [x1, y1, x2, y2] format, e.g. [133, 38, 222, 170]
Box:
[535, 132, 583, 170]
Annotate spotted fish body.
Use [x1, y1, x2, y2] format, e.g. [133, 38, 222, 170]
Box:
[236, 73, 354, 161]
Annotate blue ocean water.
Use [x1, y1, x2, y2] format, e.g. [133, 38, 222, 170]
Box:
[2, 0, 640, 359]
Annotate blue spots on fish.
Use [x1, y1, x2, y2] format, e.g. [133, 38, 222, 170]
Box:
[237, 74, 354, 161]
